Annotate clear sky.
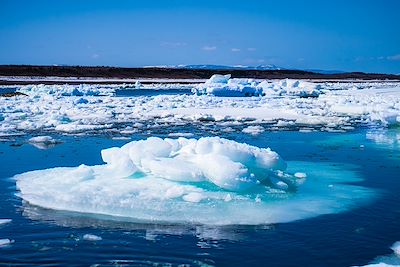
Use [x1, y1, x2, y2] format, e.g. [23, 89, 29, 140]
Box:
[1, 0, 399, 73]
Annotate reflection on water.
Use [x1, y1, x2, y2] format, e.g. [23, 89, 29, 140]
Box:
[21, 202, 269, 243]
[366, 128, 400, 148]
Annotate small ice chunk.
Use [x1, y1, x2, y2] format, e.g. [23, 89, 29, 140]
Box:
[134, 81, 142, 88]
[391, 241, 400, 256]
[83, 234, 102, 241]
[224, 194, 232, 202]
[294, 172, 307, 178]
[0, 239, 14, 247]
[275, 181, 289, 190]
[0, 219, 11, 225]
[242, 125, 265, 135]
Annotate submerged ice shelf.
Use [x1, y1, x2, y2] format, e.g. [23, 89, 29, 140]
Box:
[15, 137, 373, 225]
[1, 79, 400, 137]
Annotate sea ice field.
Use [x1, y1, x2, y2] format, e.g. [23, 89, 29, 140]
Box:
[1, 76, 400, 266]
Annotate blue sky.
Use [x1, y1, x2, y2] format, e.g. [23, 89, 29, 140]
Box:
[0, 0, 399, 73]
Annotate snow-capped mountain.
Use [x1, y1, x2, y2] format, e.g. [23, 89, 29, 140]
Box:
[144, 64, 283, 70]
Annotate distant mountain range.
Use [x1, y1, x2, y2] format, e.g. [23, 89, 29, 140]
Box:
[177, 64, 283, 70]
[144, 64, 281, 70]
[144, 64, 345, 74]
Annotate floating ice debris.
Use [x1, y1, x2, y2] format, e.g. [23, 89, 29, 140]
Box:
[0, 219, 11, 225]
[294, 172, 307, 178]
[0, 239, 14, 247]
[15, 137, 373, 225]
[242, 125, 265, 135]
[83, 234, 102, 241]
[29, 136, 61, 149]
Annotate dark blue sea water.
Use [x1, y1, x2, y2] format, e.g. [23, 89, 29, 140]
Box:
[1, 128, 399, 266]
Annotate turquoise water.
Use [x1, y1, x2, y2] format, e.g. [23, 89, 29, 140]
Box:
[1, 128, 400, 266]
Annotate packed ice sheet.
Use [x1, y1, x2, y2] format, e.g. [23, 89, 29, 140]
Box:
[1, 80, 400, 137]
[15, 137, 373, 225]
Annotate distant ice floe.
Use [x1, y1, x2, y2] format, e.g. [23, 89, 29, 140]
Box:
[15, 137, 373, 225]
[193, 74, 264, 97]
[192, 75, 321, 97]
[1, 78, 400, 137]
[354, 241, 400, 267]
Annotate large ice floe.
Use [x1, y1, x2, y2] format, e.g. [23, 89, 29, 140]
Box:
[1, 78, 400, 137]
[15, 137, 373, 225]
